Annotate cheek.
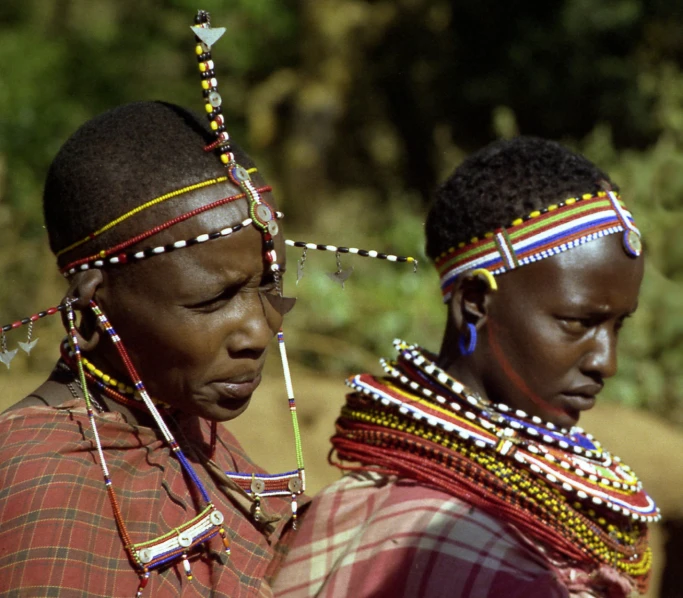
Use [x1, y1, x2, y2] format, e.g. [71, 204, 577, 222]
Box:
[486, 312, 572, 387]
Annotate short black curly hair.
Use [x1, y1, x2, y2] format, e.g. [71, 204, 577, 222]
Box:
[43, 100, 256, 263]
[425, 136, 615, 260]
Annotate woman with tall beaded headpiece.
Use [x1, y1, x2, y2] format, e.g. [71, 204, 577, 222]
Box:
[273, 137, 659, 598]
[0, 11, 311, 597]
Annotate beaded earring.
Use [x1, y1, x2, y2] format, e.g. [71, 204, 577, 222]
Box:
[63, 299, 232, 595]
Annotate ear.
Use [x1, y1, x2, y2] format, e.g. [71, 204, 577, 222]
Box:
[449, 271, 496, 332]
[61, 269, 105, 351]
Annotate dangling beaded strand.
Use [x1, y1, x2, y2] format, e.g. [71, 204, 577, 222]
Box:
[66, 300, 231, 595]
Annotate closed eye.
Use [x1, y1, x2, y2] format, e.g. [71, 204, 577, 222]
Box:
[556, 315, 603, 334]
[186, 285, 240, 311]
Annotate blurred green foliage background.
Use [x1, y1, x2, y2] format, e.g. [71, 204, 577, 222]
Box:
[1, 0, 682, 422]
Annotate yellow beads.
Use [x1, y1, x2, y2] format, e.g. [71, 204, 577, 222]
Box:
[56, 177, 228, 258]
[82, 356, 135, 395]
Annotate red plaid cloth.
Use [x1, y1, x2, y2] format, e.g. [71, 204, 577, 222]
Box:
[0, 398, 305, 597]
[273, 471, 570, 598]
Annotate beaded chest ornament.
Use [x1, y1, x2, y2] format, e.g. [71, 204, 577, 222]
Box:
[332, 340, 659, 592]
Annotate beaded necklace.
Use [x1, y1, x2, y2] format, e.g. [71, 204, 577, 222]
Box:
[331, 340, 658, 593]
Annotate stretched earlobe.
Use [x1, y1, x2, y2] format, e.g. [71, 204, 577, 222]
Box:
[61, 270, 105, 351]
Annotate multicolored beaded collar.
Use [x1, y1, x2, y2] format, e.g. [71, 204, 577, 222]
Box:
[331, 340, 657, 593]
[435, 190, 642, 302]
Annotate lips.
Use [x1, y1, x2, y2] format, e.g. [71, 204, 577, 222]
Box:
[558, 384, 602, 422]
[209, 373, 262, 404]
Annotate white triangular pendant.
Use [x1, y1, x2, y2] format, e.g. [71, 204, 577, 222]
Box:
[0, 348, 18, 369]
[18, 338, 39, 355]
[191, 25, 226, 48]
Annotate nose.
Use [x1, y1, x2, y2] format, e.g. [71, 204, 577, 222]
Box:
[227, 291, 281, 357]
[580, 325, 618, 380]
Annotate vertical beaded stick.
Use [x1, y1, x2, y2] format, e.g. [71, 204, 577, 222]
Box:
[192, 11, 282, 283]
[192, 9, 306, 507]
[277, 329, 306, 527]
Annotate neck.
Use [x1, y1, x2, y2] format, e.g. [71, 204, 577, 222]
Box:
[436, 320, 488, 401]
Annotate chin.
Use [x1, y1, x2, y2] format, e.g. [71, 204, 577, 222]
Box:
[173, 396, 253, 422]
[209, 397, 253, 421]
[546, 409, 580, 430]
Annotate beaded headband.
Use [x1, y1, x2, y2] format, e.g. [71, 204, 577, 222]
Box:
[436, 190, 642, 302]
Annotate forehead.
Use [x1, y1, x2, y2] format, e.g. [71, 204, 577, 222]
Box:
[497, 234, 644, 310]
[110, 182, 283, 297]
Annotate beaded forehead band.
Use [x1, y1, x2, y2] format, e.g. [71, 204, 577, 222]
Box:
[436, 190, 642, 303]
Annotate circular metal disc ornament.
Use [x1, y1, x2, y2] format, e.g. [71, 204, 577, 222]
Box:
[231, 165, 250, 182]
[256, 204, 273, 222]
[208, 91, 222, 107]
[210, 510, 225, 526]
[623, 229, 642, 257]
[138, 548, 153, 564]
[178, 532, 193, 548]
[267, 220, 279, 236]
[251, 478, 266, 494]
[288, 477, 303, 493]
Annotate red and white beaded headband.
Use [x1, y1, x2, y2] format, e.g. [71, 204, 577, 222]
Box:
[435, 190, 642, 303]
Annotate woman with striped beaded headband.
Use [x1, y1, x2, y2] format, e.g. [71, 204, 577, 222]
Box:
[273, 137, 659, 598]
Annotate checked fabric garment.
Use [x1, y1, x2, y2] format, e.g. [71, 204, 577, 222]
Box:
[0, 398, 305, 597]
[272, 471, 570, 598]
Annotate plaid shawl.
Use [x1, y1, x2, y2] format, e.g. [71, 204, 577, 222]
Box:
[273, 471, 570, 598]
[0, 398, 304, 597]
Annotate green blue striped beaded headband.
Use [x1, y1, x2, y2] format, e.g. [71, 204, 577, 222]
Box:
[435, 190, 642, 303]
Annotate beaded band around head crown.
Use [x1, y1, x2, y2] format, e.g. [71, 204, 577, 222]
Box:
[435, 190, 642, 302]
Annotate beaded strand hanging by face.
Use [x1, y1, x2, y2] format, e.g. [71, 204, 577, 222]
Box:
[192, 9, 306, 520]
[67, 300, 231, 595]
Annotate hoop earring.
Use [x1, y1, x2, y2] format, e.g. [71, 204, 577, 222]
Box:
[458, 323, 477, 356]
